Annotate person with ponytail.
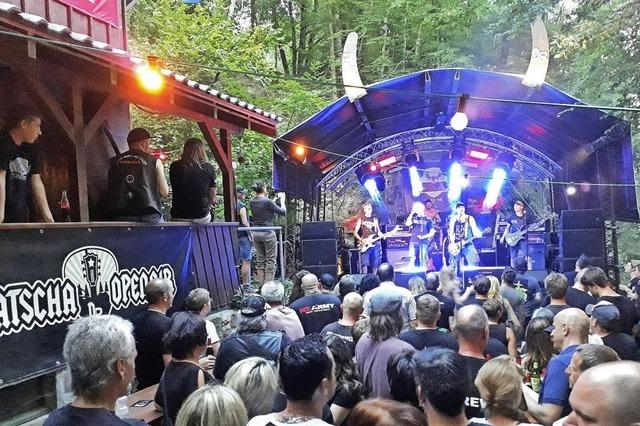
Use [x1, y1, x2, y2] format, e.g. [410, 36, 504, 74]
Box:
[471, 356, 539, 425]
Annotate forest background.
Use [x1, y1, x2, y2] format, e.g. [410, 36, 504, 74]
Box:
[127, 0, 640, 274]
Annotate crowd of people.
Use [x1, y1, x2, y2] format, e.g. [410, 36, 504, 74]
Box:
[45, 256, 640, 426]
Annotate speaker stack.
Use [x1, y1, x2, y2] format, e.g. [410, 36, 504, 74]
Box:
[559, 209, 606, 271]
[300, 222, 338, 278]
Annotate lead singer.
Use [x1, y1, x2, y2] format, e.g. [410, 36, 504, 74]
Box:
[447, 202, 482, 274]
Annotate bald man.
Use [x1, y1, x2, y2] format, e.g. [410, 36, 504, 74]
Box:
[523, 308, 590, 425]
[321, 292, 363, 350]
[289, 272, 342, 334]
[565, 361, 640, 426]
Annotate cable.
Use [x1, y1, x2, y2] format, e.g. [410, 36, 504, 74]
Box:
[1, 28, 640, 113]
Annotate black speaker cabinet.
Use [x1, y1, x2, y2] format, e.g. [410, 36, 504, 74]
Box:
[302, 239, 337, 266]
[559, 209, 604, 230]
[303, 265, 338, 278]
[528, 244, 546, 271]
[300, 221, 336, 240]
[560, 229, 605, 260]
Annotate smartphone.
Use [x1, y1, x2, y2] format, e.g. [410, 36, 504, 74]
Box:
[131, 399, 153, 408]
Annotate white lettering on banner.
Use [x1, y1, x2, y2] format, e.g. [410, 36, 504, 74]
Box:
[0, 245, 177, 337]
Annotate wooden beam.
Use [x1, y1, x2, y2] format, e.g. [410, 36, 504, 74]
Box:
[198, 121, 235, 221]
[72, 84, 90, 222]
[83, 92, 121, 142]
[22, 74, 74, 141]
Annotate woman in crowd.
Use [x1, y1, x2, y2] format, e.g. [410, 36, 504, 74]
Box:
[387, 350, 419, 408]
[345, 399, 427, 426]
[521, 317, 554, 371]
[487, 275, 522, 333]
[169, 138, 217, 223]
[471, 356, 537, 425]
[223, 357, 279, 419]
[483, 299, 518, 359]
[408, 276, 426, 297]
[325, 335, 367, 425]
[155, 312, 215, 424]
[175, 385, 247, 426]
[184, 288, 220, 356]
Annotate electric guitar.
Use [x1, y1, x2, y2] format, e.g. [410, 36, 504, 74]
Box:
[448, 227, 492, 257]
[359, 225, 400, 253]
[503, 213, 557, 247]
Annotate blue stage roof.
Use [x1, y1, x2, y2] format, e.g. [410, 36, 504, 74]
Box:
[274, 68, 638, 222]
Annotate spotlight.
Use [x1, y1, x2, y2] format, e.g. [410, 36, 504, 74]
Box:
[294, 145, 306, 157]
[378, 155, 397, 168]
[566, 185, 577, 196]
[356, 164, 386, 202]
[409, 166, 423, 197]
[369, 163, 378, 172]
[450, 94, 469, 131]
[483, 167, 507, 209]
[364, 178, 382, 203]
[447, 162, 465, 202]
[135, 56, 164, 94]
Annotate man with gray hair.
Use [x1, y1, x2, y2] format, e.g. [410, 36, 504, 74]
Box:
[261, 280, 304, 340]
[214, 295, 291, 380]
[132, 278, 174, 388]
[565, 361, 640, 426]
[400, 294, 457, 351]
[44, 315, 145, 425]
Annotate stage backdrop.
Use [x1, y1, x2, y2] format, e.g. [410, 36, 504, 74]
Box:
[0, 225, 193, 387]
[57, 0, 121, 27]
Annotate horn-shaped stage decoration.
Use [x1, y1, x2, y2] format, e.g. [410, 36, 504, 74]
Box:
[342, 32, 368, 102]
[522, 16, 550, 88]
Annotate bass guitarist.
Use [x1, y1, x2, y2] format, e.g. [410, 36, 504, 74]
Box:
[405, 202, 436, 268]
[448, 202, 482, 274]
[354, 201, 382, 273]
[500, 200, 527, 268]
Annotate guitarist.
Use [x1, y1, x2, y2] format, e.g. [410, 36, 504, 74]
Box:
[447, 202, 482, 274]
[405, 202, 436, 268]
[500, 200, 527, 268]
[354, 201, 382, 273]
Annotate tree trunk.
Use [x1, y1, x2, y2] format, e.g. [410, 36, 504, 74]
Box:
[288, 0, 298, 75]
[327, 18, 337, 99]
[250, 0, 257, 28]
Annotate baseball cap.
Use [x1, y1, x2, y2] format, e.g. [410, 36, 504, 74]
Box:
[240, 295, 267, 317]
[585, 300, 615, 316]
[456, 202, 465, 208]
[127, 128, 153, 145]
[370, 290, 403, 314]
[236, 186, 246, 194]
[253, 181, 266, 192]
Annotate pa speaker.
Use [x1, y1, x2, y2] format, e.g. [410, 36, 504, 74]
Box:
[560, 209, 604, 230]
[303, 265, 338, 278]
[560, 229, 605, 260]
[300, 222, 336, 240]
[302, 239, 336, 266]
[562, 257, 605, 272]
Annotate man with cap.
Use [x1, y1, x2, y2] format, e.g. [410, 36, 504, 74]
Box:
[289, 273, 342, 335]
[249, 181, 286, 284]
[213, 294, 291, 380]
[500, 200, 528, 268]
[448, 202, 482, 274]
[107, 127, 169, 223]
[522, 308, 589, 425]
[588, 300, 640, 361]
[355, 290, 414, 398]
[236, 186, 252, 287]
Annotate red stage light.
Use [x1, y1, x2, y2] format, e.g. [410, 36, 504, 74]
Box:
[369, 164, 378, 172]
[135, 63, 164, 94]
[468, 149, 489, 160]
[378, 156, 397, 167]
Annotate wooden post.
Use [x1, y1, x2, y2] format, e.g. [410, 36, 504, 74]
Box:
[198, 122, 236, 221]
[72, 84, 90, 222]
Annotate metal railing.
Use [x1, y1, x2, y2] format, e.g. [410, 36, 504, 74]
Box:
[238, 225, 286, 282]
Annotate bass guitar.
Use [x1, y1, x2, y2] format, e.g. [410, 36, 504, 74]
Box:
[359, 225, 400, 253]
[503, 213, 557, 247]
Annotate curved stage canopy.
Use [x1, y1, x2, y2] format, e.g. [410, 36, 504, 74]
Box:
[273, 68, 638, 222]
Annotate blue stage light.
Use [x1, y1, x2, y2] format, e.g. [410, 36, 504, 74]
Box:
[483, 167, 507, 208]
[409, 166, 423, 197]
[364, 178, 382, 203]
[448, 162, 465, 202]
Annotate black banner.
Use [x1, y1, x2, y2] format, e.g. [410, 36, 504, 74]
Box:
[0, 225, 193, 387]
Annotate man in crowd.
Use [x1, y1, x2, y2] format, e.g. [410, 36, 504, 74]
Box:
[44, 315, 144, 426]
[107, 128, 169, 223]
[543, 264, 595, 311]
[544, 273, 570, 318]
[413, 272, 455, 330]
[319, 273, 336, 293]
[582, 266, 638, 334]
[250, 181, 286, 284]
[623, 258, 640, 294]
[514, 257, 542, 322]
[261, 280, 305, 340]
[462, 275, 491, 307]
[588, 301, 640, 361]
[500, 267, 526, 326]
[132, 278, 174, 389]
[248, 334, 335, 426]
[453, 305, 490, 419]
[321, 292, 363, 348]
[334, 274, 356, 301]
[565, 361, 640, 426]
[565, 344, 620, 389]
[236, 186, 252, 288]
[0, 105, 54, 223]
[415, 348, 480, 426]
[400, 294, 457, 351]
[184, 288, 221, 355]
[523, 308, 589, 425]
[289, 273, 342, 335]
[355, 291, 414, 398]
[214, 295, 290, 380]
[363, 263, 416, 332]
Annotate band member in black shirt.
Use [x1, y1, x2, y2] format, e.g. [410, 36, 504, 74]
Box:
[354, 201, 382, 273]
[447, 202, 482, 274]
[500, 200, 527, 268]
[405, 202, 436, 268]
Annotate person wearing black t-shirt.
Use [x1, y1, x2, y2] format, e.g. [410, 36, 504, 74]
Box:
[589, 301, 640, 361]
[405, 202, 436, 268]
[500, 200, 527, 268]
[290, 274, 342, 335]
[400, 294, 458, 351]
[169, 138, 216, 223]
[44, 316, 145, 426]
[414, 272, 455, 331]
[132, 278, 174, 389]
[0, 105, 53, 223]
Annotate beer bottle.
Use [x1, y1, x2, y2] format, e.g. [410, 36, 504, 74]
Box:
[60, 190, 71, 222]
[530, 361, 541, 392]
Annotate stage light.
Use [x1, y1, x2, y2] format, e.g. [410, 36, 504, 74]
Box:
[356, 164, 386, 203]
[566, 185, 577, 196]
[447, 162, 465, 202]
[364, 178, 381, 203]
[434, 113, 448, 132]
[294, 145, 306, 157]
[468, 149, 490, 161]
[135, 56, 164, 94]
[483, 167, 507, 209]
[409, 166, 423, 197]
[378, 155, 397, 168]
[369, 163, 378, 172]
[450, 94, 469, 131]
